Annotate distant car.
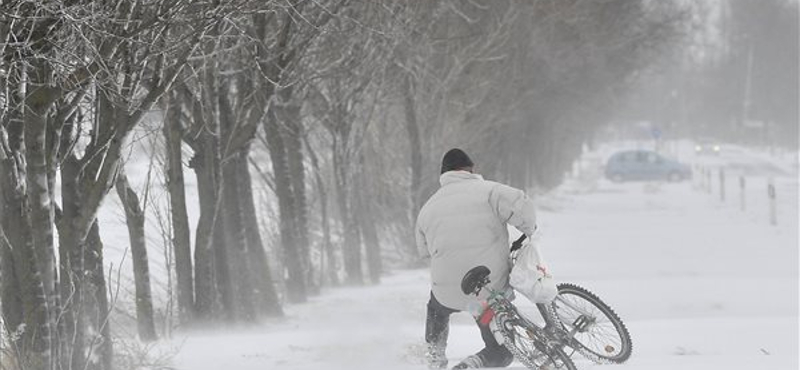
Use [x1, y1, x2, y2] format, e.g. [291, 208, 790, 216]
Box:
[694, 141, 721, 156]
[605, 150, 692, 182]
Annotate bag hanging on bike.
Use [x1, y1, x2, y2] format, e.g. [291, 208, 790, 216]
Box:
[509, 241, 558, 304]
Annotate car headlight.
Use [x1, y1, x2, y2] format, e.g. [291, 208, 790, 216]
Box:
[695, 145, 702, 151]
[713, 145, 720, 152]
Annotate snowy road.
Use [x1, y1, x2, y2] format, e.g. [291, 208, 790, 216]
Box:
[167, 177, 798, 370]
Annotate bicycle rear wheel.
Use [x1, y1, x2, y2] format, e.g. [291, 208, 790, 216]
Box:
[549, 283, 632, 364]
[492, 307, 577, 370]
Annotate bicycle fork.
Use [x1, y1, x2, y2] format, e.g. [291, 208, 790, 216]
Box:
[553, 296, 597, 332]
[539, 298, 597, 350]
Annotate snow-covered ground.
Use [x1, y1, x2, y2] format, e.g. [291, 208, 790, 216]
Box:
[153, 143, 798, 370]
[93, 138, 797, 369]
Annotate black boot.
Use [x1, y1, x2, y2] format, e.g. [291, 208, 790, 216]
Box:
[451, 354, 484, 369]
[426, 293, 457, 369]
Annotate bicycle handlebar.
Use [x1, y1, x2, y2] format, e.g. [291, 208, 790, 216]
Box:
[510, 234, 527, 252]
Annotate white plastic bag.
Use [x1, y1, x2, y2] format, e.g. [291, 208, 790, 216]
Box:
[509, 240, 558, 304]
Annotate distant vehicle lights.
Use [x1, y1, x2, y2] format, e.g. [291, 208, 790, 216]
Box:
[695, 142, 721, 156]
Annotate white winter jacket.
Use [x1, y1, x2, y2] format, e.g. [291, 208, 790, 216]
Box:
[416, 171, 537, 311]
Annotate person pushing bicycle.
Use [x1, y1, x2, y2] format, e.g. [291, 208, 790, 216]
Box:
[416, 148, 539, 369]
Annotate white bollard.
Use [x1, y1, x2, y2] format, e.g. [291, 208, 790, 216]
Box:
[768, 180, 777, 226]
[739, 176, 746, 211]
[700, 167, 705, 191]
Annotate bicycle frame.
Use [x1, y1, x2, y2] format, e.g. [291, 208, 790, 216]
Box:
[473, 286, 514, 325]
[473, 285, 549, 343]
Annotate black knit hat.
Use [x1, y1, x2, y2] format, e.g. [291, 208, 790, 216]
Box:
[441, 148, 474, 174]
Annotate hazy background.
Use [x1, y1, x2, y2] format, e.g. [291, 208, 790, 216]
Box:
[0, 1, 797, 369]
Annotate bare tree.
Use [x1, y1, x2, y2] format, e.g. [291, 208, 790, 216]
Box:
[115, 171, 158, 342]
[304, 1, 398, 284]
[251, 0, 350, 300]
[163, 96, 196, 324]
[0, 1, 229, 367]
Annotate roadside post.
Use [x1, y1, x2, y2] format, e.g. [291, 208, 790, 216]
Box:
[768, 180, 777, 226]
[719, 168, 725, 202]
[739, 176, 746, 211]
[702, 166, 708, 191]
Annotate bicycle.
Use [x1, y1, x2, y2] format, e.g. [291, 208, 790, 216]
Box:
[460, 235, 632, 369]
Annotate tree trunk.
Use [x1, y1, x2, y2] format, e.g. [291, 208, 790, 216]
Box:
[5, 77, 54, 368]
[186, 107, 235, 322]
[402, 74, 423, 264]
[12, 235, 48, 369]
[236, 150, 283, 316]
[0, 222, 23, 342]
[163, 101, 195, 324]
[84, 221, 113, 370]
[1, 101, 30, 358]
[219, 156, 257, 321]
[318, 178, 337, 287]
[0, 221, 23, 346]
[23, 89, 57, 368]
[264, 112, 307, 303]
[332, 137, 363, 285]
[55, 215, 114, 370]
[57, 158, 94, 370]
[189, 132, 222, 321]
[212, 203, 234, 321]
[304, 137, 338, 287]
[219, 88, 256, 321]
[356, 164, 382, 284]
[282, 108, 315, 295]
[1, 123, 49, 369]
[115, 172, 157, 342]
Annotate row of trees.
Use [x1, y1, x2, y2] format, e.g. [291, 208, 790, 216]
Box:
[0, 1, 691, 369]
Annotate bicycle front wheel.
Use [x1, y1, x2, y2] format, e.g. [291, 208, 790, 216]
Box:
[492, 307, 577, 370]
[549, 283, 633, 364]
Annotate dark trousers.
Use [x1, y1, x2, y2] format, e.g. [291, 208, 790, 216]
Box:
[425, 292, 513, 367]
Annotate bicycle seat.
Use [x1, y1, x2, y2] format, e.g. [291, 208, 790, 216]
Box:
[461, 266, 491, 295]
